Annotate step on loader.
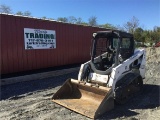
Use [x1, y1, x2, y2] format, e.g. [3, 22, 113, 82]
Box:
[52, 30, 146, 119]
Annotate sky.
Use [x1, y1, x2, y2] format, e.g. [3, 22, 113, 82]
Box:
[1, 0, 160, 30]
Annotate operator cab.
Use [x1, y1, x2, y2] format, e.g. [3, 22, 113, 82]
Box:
[90, 30, 134, 74]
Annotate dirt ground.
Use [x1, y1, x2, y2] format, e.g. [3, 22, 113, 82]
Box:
[0, 47, 160, 120]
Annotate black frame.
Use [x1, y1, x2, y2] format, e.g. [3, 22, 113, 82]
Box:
[90, 30, 134, 74]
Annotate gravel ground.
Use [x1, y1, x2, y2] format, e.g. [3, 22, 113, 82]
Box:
[0, 47, 160, 120]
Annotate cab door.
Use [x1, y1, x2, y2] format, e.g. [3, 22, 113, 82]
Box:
[120, 37, 134, 60]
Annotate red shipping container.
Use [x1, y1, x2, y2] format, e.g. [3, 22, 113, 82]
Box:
[0, 14, 106, 74]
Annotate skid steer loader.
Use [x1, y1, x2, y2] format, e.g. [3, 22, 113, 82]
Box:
[52, 30, 146, 119]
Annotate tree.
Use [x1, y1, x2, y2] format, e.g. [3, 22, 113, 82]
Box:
[0, 4, 12, 13]
[15, 10, 31, 16]
[124, 16, 139, 34]
[99, 23, 116, 29]
[16, 11, 23, 15]
[41, 16, 47, 19]
[80, 22, 88, 26]
[23, 11, 31, 16]
[76, 17, 83, 24]
[88, 16, 97, 26]
[16, 10, 31, 16]
[152, 26, 160, 43]
[57, 17, 68, 22]
[134, 27, 144, 41]
[68, 16, 77, 24]
[154, 26, 160, 32]
[48, 18, 54, 20]
[116, 25, 125, 31]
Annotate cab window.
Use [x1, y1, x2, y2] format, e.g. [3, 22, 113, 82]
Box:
[113, 38, 118, 48]
[121, 38, 130, 48]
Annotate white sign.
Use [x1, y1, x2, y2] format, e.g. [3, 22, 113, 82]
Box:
[24, 28, 56, 49]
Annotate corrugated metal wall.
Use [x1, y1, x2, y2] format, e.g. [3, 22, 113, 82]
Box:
[0, 14, 106, 74]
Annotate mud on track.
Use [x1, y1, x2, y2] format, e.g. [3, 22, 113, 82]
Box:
[0, 47, 160, 120]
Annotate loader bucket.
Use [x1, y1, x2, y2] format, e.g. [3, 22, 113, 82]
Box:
[52, 79, 114, 119]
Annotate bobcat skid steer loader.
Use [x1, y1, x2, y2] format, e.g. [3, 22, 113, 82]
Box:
[52, 30, 146, 119]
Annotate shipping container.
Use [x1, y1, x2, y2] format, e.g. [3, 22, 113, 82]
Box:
[0, 14, 106, 74]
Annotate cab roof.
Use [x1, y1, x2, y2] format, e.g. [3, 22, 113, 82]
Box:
[93, 30, 133, 38]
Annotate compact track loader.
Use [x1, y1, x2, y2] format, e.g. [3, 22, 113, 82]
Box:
[52, 30, 146, 119]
